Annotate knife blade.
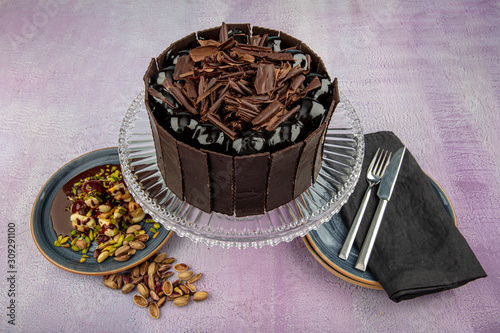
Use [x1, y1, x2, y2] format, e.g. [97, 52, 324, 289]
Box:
[355, 146, 406, 271]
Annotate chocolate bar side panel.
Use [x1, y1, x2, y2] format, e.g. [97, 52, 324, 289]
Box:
[234, 153, 269, 217]
[205, 150, 234, 216]
[177, 142, 211, 213]
[155, 126, 184, 200]
[266, 142, 304, 211]
[143, 58, 165, 172]
[293, 127, 324, 198]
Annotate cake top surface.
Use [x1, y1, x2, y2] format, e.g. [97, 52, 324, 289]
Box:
[146, 23, 335, 156]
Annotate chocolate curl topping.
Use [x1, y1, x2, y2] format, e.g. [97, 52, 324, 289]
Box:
[150, 24, 330, 141]
[219, 22, 228, 43]
[207, 113, 237, 140]
[254, 63, 276, 95]
[162, 77, 198, 115]
[251, 100, 281, 127]
[265, 104, 301, 131]
[173, 55, 194, 80]
[148, 87, 176, 109]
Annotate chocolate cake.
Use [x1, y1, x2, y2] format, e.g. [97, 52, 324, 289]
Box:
[144, 23, 339, 217]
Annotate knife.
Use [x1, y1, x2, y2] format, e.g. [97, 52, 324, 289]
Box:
[354, 146, 406, 272]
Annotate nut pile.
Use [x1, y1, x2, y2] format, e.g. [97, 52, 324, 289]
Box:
[54, 165, 162, 263]
[102, 251, 208, 319]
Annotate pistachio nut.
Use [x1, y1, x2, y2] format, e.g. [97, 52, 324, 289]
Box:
[150, 290, 160, 302]
[75, 239, 88, 250]
[139, 261, 149, 276]
[97, 251, 109, 263]
[157, 296, 166, 308]
[126, 224, 142, 233]
[162, 257, 175, 264]
[114, 245, 130, 257]
[137, 283, 149, 299]
[154, 252, 168, 263]
[129, 240, 146, 250]
[148, 262, 156, 276]
[103, 279, 118, 290]
[121, 283, 135, 294]
[134, 234, 149, 242]
[114, 254, 131, 262]
[131, 265, 140, 279]
[172, 295, 189, 307]
[148, 274, 156, 291]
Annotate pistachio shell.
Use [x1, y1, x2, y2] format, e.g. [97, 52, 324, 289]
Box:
[162, 281, 173, 296]
[174, 263, 188, 272]
[193, 291, 209, 301]
[185, 282, 197, 293]
[188, 273, 203, 284]
[133, 294, 148, 307]
[178, 270, 194, 281]
[149, 301, 160, 319]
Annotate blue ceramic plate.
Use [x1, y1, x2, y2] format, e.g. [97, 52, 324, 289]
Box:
[304, 174, 456, 289]
[31, 148, 173, 275]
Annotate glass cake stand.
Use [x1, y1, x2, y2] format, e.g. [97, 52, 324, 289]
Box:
[118, 92, 364, 249]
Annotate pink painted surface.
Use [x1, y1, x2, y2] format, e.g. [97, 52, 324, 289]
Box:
[1, 0, 499, 331]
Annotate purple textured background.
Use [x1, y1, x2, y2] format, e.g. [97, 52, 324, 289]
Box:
[1, 0, 499, 332]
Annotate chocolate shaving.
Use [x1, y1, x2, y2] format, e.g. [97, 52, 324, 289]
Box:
[207, 113, 237, 140]
[251, 100, 281, 126]
[162, 77, 198, 115]
[254, 63, 276, 95]
[265, 105, 301, 131]
[173, 55, 194, 80]
[148, 86, 176, 109]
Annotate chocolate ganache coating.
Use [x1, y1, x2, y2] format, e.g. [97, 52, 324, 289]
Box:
[144, 23, 339, 216]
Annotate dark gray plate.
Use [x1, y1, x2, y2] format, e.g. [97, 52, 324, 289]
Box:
[305, 174, 456, 288]
[31, 147, 173, 275]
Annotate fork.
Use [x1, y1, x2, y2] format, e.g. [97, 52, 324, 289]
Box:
[338, 148, 392, 260]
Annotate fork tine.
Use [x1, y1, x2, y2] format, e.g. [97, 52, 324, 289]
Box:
[378, 151, 392, 176]
[368, 148, 380, 172]
[372, 149, 386, 175]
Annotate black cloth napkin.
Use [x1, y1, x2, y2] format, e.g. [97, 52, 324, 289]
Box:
[340, 131, 486, 302]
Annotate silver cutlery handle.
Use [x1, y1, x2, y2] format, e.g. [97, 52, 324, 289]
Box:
[355, 199, 388, 272]
[339, 186, 373, 260]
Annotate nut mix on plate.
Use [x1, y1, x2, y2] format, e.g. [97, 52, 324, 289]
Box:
[103, 251, 209, 319]
[53, 165, 162, 263]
